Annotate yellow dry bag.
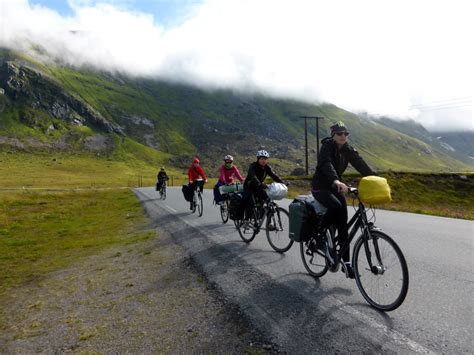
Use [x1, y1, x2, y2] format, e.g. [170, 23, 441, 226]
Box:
[358, 176, 392, 204]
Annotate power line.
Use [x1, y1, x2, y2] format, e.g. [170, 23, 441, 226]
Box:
[409, 97, 472, 110]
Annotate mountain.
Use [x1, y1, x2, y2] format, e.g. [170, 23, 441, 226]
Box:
[433, 131, 474, 159]
[375, 116, 473, 165]
[0, 47, 472, 174]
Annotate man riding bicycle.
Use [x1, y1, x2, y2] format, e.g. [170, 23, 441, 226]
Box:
[156, 167, 169, 191]
[188, 158, 208, 210]
[213, 155, 244, 205]
[311, 121, 376, 278]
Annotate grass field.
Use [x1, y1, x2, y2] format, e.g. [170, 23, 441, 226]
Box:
[0, 189, 155, 298]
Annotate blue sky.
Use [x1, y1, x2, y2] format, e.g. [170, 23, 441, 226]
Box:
[30, 0, 201, 26]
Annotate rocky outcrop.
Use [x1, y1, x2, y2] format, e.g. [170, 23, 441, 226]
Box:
[0, 61, 124, 135]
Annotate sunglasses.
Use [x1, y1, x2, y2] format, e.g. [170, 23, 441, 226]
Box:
[225, 161, 233, 164]
[336, 132, 349, 136]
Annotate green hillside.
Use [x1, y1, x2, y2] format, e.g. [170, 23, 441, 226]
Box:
[0, 47, 472, 180]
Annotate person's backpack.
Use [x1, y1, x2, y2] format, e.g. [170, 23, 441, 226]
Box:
[182, 184, 193, 202]
[228, 193, 245, 220]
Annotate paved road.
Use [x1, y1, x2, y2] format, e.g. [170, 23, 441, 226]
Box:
[135, 187, 473, 354]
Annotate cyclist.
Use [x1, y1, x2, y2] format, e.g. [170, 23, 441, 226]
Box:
[311, 121, 376, 278]
[213, 155, 244, 205]
[243, 150, 284, 217]
[156, 167, 169, 191]
[188, 157, 208, 210]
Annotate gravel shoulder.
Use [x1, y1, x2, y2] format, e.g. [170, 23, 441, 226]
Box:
[0, 224, 277, 353]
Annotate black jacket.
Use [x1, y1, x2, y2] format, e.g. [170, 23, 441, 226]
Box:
[244, 162, 283, 191]
[312, 137, 375, 190]
[157, 171, 168, 181]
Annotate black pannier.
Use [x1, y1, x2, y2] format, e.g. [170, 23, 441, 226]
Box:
[289, 196, 323, 242]
[182, 184, 194, 202]
[228, 193, 245, 220]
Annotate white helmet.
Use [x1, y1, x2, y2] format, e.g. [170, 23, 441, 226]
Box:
[256, 150, 270, 159]
[224, 155, 234, 162]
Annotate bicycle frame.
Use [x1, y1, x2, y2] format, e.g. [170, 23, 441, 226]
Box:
[248, 194, 279, 229]
[327, 196, 383, 273]
[160, 180, 167, 192]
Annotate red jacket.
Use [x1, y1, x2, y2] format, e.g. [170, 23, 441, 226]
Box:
[188, 165, 207, 183]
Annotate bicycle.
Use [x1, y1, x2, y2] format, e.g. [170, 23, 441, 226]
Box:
[300, 187, 409, 311]
[191, 180, 204, 217]
[158, 180, 167, 200]
[236, 194, 293, 253]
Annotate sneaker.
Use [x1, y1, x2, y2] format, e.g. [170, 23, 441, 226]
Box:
[342, 262, 355, 279]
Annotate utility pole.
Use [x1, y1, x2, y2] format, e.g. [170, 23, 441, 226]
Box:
[298, 116, 325, 175]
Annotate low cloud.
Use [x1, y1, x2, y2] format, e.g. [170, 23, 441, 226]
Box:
[1, 0, 472, 131]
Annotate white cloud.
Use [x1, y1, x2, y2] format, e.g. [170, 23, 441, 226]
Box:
[0, 0, 472, 131]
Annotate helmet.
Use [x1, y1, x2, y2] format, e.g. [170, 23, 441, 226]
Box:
[330, 121, 349, 136]
[224, 155, 234, 162]
[160, 167, 165, 171]
[193, 158, 200, 164]
[256, 150, 270, 159]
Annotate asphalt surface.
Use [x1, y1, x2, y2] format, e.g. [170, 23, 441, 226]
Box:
[135, 186, 473, 354]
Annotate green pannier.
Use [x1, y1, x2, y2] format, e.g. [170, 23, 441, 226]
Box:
[289, 196, 315, 242]
[289, 195, 327, 242]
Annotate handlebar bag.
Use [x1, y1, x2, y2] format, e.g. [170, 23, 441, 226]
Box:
[359, 176, 392, 204]
[266, 182, 288, 200]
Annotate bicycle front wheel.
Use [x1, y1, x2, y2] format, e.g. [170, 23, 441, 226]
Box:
[353, 230, 409, 311]
[162, 186, 167, 200]
[266, 207, 293, 253]
[237, 209, 259, 243]
[197, 193, 203, 217]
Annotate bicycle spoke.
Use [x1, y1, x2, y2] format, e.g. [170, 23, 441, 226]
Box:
[266, 207, 293, 253]
[354, 231, 409, 311]
[300, 237, 328, 278]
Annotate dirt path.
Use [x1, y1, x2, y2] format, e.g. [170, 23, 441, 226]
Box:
[0, 226, 277, 353]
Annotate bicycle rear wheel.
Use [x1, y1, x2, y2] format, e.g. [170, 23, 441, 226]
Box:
[197, 192, 203, 217]
[266, 207, 293, 253]
[237, 209, 259, 243]
[220, 199, 229, 224]
[300, 234, 328, 277]
[353, 230, 409, 311]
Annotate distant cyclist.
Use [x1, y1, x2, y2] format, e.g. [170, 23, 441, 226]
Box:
[243, 149, 284, 206]
[188, 158, 208, 210]
[156, 167, 169, 191]
[312, 121, 376, 278]
[213, 155, 244, 205]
